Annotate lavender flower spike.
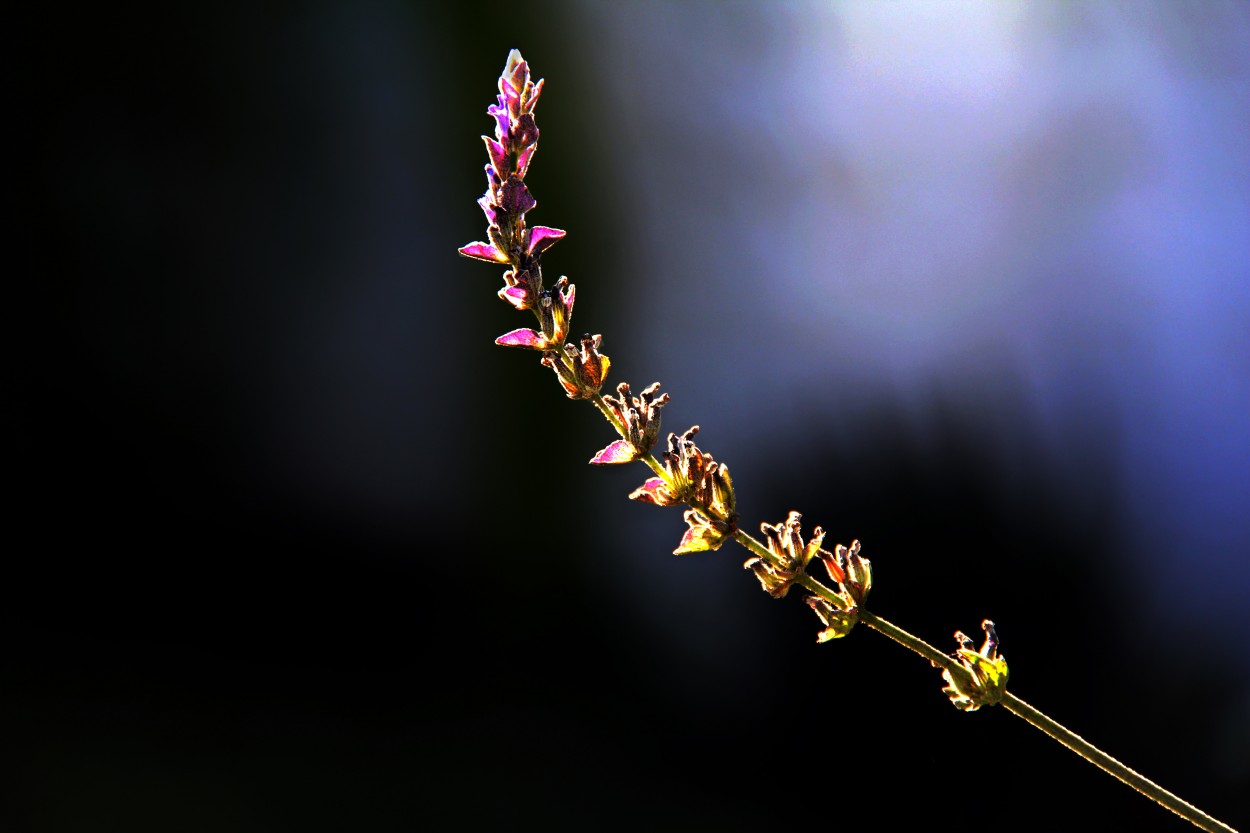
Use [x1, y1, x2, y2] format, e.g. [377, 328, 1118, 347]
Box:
[459, 49, 565, 300]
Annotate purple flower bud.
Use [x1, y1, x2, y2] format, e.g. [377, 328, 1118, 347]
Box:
[524, 78, 544, 114]
[482, 136, 509, 177]
[538, 277, 574, 347]
[496, 269, 540, 311]
[498, 177, 536, 216]
[477, 194, 497, 227]
[516, 144, 536, 179]
[512, 113, 539, 151]
[488, 103, 510, 143]
[499, 81, 522, 122]
[498, 286, 529, 309]
[500, 49, 531, 116]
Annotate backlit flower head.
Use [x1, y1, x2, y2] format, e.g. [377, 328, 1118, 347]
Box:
[628, 427, 735, 522]
[591, 382, 670, 464]
[545, 333, 611, 400]
[745, 511, 824, 599]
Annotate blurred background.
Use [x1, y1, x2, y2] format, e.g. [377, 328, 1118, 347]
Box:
[16, 1, 1249, 830]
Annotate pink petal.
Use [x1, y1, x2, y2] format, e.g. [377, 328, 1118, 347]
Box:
[628, 477, 679, 506]
[516, 145, 536, 177]
[495, 328, 548, 349]
[482, 136, 508, 176]
[499, 178, 535, 215]
[459, 242, 509, 264]
[477, 194, 497, 226]
[589, 439, 638, 465]
[525, 226, 566, 256]
[498, 285, 531, 310]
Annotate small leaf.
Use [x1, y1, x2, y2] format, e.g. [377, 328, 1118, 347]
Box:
[590, 439, 638, 465]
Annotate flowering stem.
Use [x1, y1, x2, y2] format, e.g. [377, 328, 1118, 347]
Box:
[459, 50, 1236, 833]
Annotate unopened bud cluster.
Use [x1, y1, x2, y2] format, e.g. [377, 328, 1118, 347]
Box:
[741, 511, 873, 641]
[626, 426, 738, 553]
[458, 50, 611, 401]
[590, 383, 670, 464]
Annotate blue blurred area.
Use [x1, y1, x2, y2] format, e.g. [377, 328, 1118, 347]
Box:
[17, 2, 1249, 830]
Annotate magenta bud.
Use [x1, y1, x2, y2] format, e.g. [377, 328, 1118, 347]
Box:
[498, 177, 536, 216]
[482, 136, 508, 177]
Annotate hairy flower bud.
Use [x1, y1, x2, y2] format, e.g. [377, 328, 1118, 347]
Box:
[545, 333, 611, 400]
[806, 596, 859, 641]
[627, 426, 736, 523]
[497, 269, 540, 311]
[939, 620, 1009, 711]
[818, 539, 872, 607]
[594, 382, 670, 464]
[745, 511, 824, 599]
[673, 509, 735, 555]
[537, 277, 574, 347]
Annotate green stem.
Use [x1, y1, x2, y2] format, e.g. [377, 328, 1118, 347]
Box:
[857, 608, 962, 674]
[999, 692, 1236, 833]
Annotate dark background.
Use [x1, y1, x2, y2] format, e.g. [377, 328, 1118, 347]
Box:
[17, 2, 1249, 831]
